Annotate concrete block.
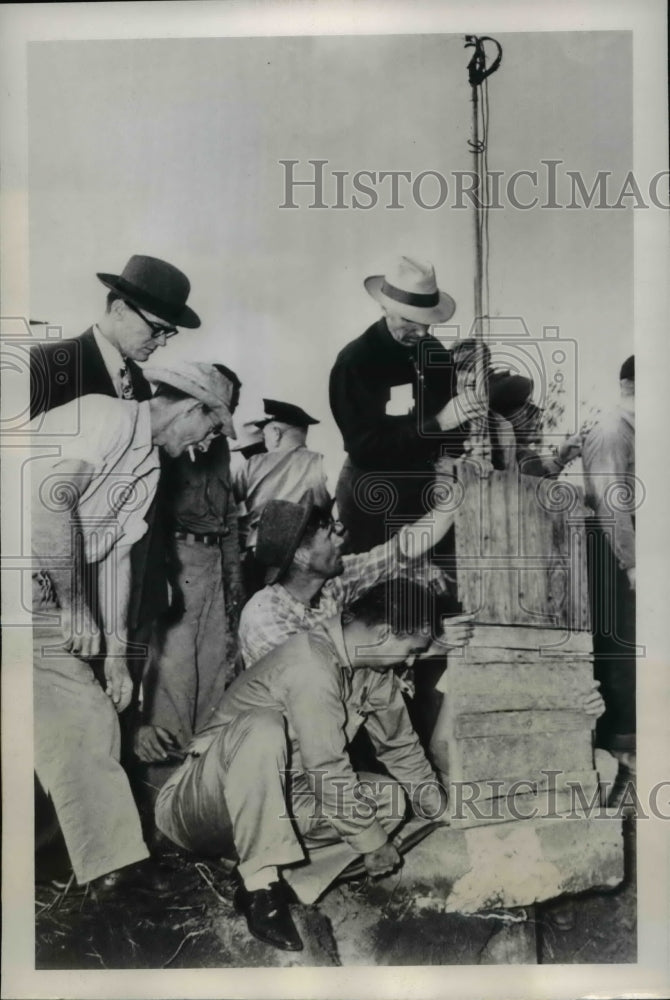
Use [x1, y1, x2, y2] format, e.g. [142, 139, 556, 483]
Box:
[453, 729, 593, 782]
[368, 812, 624, 914]
[455, 709, 588, 738]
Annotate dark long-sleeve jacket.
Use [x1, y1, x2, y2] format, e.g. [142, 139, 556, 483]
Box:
[329, 319, 460, 471]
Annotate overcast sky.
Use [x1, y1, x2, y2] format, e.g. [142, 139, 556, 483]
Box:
[28, 31, 632, 483]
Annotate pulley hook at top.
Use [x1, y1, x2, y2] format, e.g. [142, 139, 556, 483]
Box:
[465, 35, 503, 87]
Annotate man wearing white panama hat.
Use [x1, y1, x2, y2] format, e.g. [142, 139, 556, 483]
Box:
[30, 361, 235, 891]
[329, 255, 487, 552]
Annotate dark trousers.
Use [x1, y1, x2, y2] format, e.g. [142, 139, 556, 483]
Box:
[586, 524, 636, 751]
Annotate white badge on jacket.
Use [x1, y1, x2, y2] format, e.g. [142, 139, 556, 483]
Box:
[386, 384, 413, 415]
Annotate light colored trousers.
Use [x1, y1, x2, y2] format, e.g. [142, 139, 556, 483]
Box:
[155, 708, 405, 904]
[145, 538, 233, 747]
[33, 602, 148, 884]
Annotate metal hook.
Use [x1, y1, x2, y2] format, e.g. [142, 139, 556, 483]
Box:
[465, 35, 503, 87]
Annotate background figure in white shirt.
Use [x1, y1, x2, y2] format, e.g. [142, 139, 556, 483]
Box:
[582, 355, 636, 765]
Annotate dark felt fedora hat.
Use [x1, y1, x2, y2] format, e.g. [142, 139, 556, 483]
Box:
[256, 496, 315, 585]
[254, 398, 320, 429]
[97, 255, 201, 328]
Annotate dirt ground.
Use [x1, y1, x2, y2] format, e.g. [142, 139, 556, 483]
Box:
[35, 812, 636, 970]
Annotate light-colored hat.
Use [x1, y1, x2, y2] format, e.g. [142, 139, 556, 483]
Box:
[143, 361, 237, 439]
[364, 255, 456, 325]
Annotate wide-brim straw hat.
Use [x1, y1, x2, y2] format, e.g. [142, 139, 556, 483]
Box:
[143, 361, 237, 439]
[97, 254, 201, 328]
[364, 255, 456, 325]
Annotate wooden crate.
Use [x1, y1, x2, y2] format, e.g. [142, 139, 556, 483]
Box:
[454, 462, 591, 630]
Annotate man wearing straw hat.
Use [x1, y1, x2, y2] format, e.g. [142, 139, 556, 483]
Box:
[31, 362, 235, 891]
[329, 255, 487, 553]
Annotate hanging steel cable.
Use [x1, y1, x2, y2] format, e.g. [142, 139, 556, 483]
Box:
[464, 34, 503, 461]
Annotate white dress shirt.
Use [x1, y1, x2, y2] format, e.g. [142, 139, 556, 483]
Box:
[92, 324, 126, 398]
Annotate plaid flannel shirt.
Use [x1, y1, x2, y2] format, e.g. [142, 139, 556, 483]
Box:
[238, 527, 444, 667]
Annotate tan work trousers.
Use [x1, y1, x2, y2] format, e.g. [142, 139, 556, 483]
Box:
[155, 708, 405, 903]
[33, 606, 148, 884]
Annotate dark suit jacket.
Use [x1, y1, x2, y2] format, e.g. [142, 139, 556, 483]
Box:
[30, 328, 168, 640]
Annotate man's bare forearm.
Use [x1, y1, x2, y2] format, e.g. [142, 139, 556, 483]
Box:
[399, 473, 457, 557]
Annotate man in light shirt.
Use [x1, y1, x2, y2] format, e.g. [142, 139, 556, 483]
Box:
[582, 355, 636, 763]
[31, 362, 234, 891]
[29, 254, 202, 644]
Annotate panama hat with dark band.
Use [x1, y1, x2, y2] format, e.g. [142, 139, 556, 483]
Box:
[364, 255, 456, 325]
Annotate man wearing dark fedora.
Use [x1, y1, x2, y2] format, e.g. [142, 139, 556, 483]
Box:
[329, 255, 489, 553]
[30, 254, 201, 417]
[31, 362, 235, 892]
[30, 255, 203, 860]
[29, 254, 202, 646]
[233, 397, 331, 596]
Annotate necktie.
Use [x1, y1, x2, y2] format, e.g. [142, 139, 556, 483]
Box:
[119, 363, 135, 400]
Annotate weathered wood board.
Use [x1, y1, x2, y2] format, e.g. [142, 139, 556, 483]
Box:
[454, 462, 591, 630]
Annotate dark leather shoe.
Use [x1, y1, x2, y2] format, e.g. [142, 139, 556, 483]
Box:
[234, 882, 303, 951]
[91, 858, 173, 896]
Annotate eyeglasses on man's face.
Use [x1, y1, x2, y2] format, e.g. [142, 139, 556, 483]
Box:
[319, 517, 345, 538]
[125, 300, 178, 339]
